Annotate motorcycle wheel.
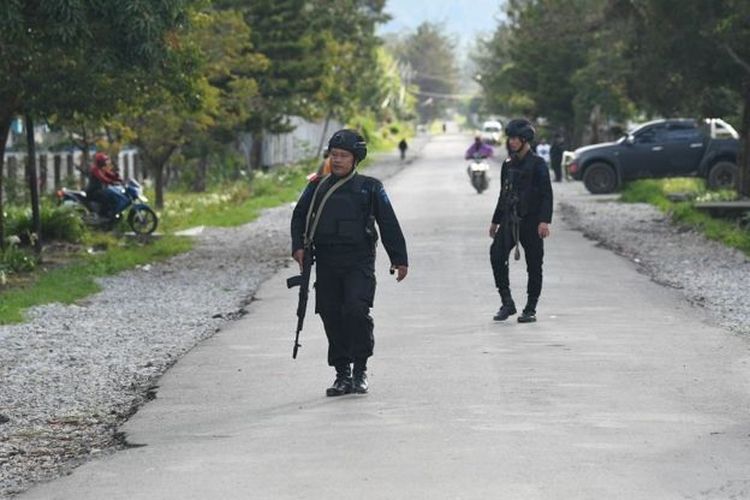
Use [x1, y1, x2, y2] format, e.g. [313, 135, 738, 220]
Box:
[127, 206, 158, 235]
[472, 174, 485, 194]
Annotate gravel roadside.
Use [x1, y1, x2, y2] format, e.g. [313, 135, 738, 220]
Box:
[0, 137, 429, 498]
[3, 139, 748, 497]
[556, 181, 750, 336]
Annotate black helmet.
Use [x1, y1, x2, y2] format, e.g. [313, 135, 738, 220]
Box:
[504, 119, 535, 142]
[328, 129, 367, 163]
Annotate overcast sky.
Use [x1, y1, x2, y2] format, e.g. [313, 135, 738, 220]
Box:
[379, 0, 506, 56]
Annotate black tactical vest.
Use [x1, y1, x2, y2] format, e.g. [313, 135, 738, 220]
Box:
[313, 175, 374, 247]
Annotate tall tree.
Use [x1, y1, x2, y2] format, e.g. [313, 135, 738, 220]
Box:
[613, 0, 750, 195]
[0, 0, 199, 248]
[214, 0, 326, 169]
[478, 0, 606, 142]
[395, 22, 459, 123]
[180, 9, 267, 190]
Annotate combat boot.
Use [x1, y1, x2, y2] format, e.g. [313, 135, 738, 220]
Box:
[517, 297, 538, 323]
[493, 289, 516, 321]
[352, 359, 369, 394]
[326, 365, 352, 397]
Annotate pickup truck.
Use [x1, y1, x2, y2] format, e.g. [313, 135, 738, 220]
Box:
[568, 118, 740, 194]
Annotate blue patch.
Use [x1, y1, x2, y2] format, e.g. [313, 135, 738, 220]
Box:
[378, 187, 390, 205]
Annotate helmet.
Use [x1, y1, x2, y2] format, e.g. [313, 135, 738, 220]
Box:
[504, 119, 535, 142]
[328, 129, 367, 163]
[94, 152, 110, 167]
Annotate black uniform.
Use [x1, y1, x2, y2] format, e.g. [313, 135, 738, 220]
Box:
[490, 151, 553, 304]
[291, 172, 408, 369]
[550, 138, 565, 182]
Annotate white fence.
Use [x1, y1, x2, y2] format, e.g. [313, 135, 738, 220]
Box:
[239, 116, 344, 168]
[1, 149, 140, 195]
[2, 116, 342, 195]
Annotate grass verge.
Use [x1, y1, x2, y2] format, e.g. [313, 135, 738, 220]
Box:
[0, 234, 192, 324]
[0, 135, 414, 324]
[620, 178, 750, 256]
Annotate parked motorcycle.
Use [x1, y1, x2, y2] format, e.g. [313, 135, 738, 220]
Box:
[467, 155, 490, 194]
[57, 179, 158, 235]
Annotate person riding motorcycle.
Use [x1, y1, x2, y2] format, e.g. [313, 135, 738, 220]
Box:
[465, 136, 494, 160]
[85, 152, 122, 218]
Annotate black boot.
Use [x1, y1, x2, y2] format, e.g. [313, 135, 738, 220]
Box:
[493, 289, 516, 321]
[352, 360, 369, 394]
[518, 297, 538, 323]
[326, 365, 352, 397]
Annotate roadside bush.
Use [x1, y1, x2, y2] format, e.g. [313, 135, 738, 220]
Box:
[5, 203, 87, 244]
[621, 178, 750, 256]
[0, 242, 37, 274]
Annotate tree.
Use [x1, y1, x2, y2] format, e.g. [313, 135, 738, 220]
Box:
[180, 9, 267, 190]
[613, 0, 750, 196]
[0, 0, 200, 248]
[478, 0, 608, 143]
[214, 0, 327, 169]
[394, 22, 459, 123]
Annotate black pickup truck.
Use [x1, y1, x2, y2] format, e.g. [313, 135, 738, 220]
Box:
[568, 118, 740, 194]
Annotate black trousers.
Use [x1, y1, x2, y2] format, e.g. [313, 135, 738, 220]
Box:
[550, 158, 563, 182]
[315, 257, 376, 368]
[490, 217, 544, 300]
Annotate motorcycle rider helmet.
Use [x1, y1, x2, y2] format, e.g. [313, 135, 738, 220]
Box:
[504, 119, 536, 143]
[328, 129, 367, 164]
[94, 152, 110, 167]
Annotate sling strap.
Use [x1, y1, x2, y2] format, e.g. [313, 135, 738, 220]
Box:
[303, 170, 357, 248]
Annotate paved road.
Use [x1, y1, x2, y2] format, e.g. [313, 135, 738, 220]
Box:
[22, 134, 750, 499]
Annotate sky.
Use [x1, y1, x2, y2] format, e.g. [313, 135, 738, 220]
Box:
[378, 0, 506, 56]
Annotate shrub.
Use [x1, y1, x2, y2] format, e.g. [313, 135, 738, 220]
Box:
[6, 203, 86, 244]
[0, 242, 37, 274]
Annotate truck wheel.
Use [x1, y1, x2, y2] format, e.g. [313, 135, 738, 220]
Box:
[707, 161, 738, 190]
[583, 163, 618, 194]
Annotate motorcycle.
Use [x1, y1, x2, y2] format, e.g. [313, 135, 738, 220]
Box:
[57, 179, 159, 235]
[467, 155, 491, 194]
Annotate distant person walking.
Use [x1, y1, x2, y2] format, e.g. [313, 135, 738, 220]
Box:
[550, 133, 565, 182]
[536, 138, 550, 166]
[398, 138, 408, 161]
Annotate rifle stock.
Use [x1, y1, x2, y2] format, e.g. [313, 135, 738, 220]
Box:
[288, 248, 313, 359]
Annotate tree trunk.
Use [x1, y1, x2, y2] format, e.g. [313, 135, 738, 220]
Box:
[25, 114, 42, 257]
[0, 115, 11, 251]
[739, 80, 750, 198]
[154, 161, 165, 209]
[250, 132, 263, 171]
[193, 154, 208, 192]
[316, 111, 333, 158]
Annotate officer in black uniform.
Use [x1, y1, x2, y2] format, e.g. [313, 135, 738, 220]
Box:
[291, 129, 408, 396]
[489, 119, 553, 323]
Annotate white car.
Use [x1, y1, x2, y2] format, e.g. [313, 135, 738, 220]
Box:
[480, 120, 503, 145]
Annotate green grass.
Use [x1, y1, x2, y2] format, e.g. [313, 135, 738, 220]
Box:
[0, 234, 192, 324]
[0, 146, 409, 324]
[158, 166, 311, 232]
[621, 178, 750, 256]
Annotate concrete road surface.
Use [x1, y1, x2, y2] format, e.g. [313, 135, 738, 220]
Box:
[22, 134, 750, 499]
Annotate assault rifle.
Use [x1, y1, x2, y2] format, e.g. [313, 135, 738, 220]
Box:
[286, 247, 314, 359]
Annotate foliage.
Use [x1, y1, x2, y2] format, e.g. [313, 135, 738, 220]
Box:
[158, 164, 311, 232]
[0, 0, 203, 249]
[5, 202, 86, 244]
[391, 22, 459, 123]
[621, 179, 750, 256]
[0, 241, 37, 275]
[0, 234, 193, 324]
[478, 0, 750, 193]
[477, 0, 619, 143]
